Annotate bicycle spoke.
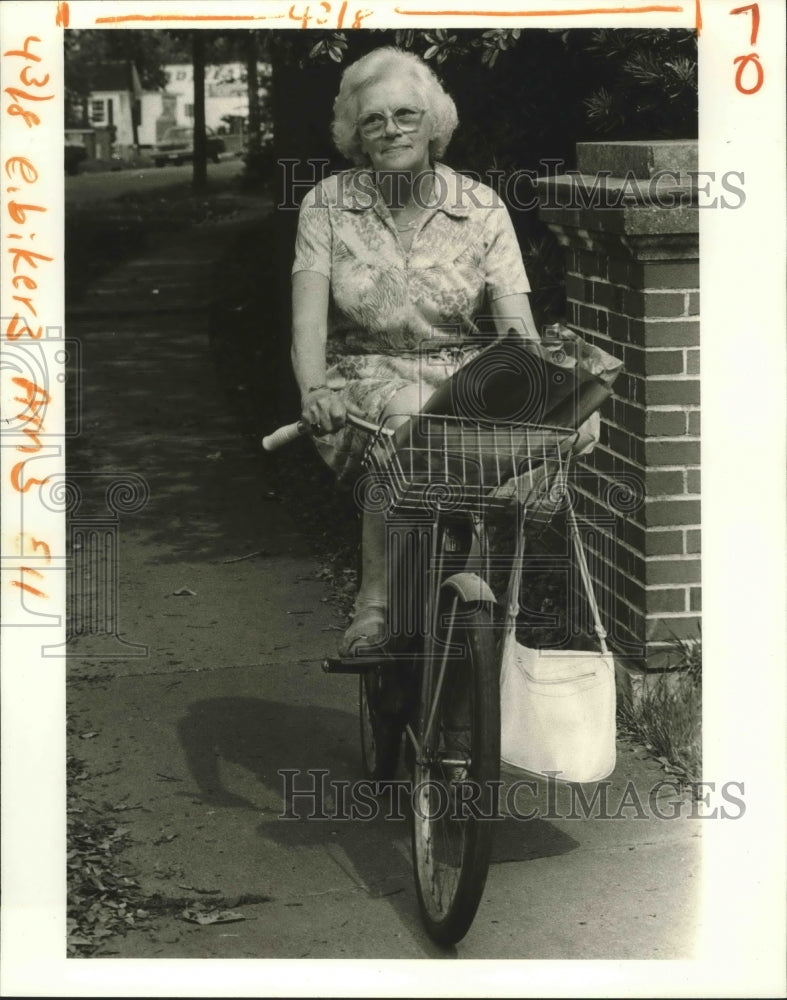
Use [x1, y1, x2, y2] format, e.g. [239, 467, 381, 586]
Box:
[423, 595, 458, 749]
[410, 594, 499, 945]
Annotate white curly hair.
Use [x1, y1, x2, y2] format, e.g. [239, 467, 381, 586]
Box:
[331, 47, 459, 165]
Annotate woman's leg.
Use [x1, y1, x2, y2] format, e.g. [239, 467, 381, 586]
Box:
[356, 383, 423, 605]
[343, 384, 423, 651]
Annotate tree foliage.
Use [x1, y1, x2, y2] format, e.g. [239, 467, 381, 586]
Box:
[258, 27, 696, 179]
[259, 27, 697, 324]
[65, 27, 697, 326]
[392, 27, 697, 151]
[565, 29, 697, 139]
[64, 29, 186, 123]
[64, 29, 259, 126]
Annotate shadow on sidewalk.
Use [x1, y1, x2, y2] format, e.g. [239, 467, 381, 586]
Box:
[177, 694, 578, 949]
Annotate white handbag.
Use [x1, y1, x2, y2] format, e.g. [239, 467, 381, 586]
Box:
[500, 643, 616, 783]
[499, 505, 617, 783]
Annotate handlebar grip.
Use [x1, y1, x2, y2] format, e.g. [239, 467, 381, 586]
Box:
[262, 421, 305, 452]
[261, 412, 391, 452]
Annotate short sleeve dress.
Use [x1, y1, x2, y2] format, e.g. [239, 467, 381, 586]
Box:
[292, 161, 531, 482]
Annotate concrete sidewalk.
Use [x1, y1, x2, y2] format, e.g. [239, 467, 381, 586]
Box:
[66, 201, 702, 962]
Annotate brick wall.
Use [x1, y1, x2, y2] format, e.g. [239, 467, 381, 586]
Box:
[537, 141, 700, 669]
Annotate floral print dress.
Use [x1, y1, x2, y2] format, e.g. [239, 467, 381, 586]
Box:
[292, 161, 531, 482]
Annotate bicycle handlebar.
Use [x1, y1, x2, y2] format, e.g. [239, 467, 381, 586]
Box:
[261, 412, 390, 452]
[261, 420, 304, 451]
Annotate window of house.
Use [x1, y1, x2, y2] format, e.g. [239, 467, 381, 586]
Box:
[89, 99, 106, 124]
[184, 103, 194, 119]
[176, 69, 188, 81]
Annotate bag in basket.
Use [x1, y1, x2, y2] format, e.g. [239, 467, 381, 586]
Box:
[500, 641, 616, 783]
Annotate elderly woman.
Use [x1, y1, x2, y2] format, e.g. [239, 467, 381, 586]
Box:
[291, 46, 540, 655]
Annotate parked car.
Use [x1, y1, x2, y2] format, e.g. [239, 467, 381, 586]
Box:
[64, 142, 88, 175]
[151, 126, 226, 167]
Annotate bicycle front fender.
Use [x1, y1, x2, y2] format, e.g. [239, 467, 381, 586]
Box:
[441, 572, 498, 607]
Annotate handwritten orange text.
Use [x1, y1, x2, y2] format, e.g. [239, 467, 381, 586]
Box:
[2, 35, 56, 604]
[2, 36, 54, 128]
[9, 376, 51, 494]
[289, 2, 373, 28]
[731, 4, 764, 93]
[12, 535, 52, 599]
[391, 5, 684, 16]
[4, 157, 51, 341]
[12, 376, 50, 453]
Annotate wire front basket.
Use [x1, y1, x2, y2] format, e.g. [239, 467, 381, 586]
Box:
[361, 414, 581, 519]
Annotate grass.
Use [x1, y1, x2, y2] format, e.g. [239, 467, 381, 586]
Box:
[65, 175, 253, 303]
[617, 631, 703, 784]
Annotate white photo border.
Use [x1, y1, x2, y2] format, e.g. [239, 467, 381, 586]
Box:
[1, 0, 784, 995]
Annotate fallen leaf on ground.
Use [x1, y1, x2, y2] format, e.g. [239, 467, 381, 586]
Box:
[172, 588, 196, 596]
[181, 908, 246, 925]
[153, 832, 179, 845]
[80, 731, 99, 740]
[220, 549, 269, 564]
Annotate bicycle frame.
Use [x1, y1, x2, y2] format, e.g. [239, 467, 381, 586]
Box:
[402, 512, 492, 766]
[265, 406, 610, 945]
[322, 409, 568, 682]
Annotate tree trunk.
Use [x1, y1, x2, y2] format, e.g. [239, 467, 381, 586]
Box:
[245, 31, 261, 158]
[192, 31, 207, 193]
[269, 46, 342, 419]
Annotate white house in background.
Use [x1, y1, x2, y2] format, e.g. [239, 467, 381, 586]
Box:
[136, 61, 269, 146]
[86, 60, 143, 147]
[77, 59, 269, 159]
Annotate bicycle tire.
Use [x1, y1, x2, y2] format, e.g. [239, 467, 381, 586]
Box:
[359, 667, 402, 784]
[410, 595, 500, 946]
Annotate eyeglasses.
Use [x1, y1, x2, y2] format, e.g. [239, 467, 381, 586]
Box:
[356, 107, 426, 139]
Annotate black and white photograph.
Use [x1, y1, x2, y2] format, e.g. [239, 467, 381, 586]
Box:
[0, 1, 784, 995]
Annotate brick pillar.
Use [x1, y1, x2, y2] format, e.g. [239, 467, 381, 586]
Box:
[536, 140, 700, 670]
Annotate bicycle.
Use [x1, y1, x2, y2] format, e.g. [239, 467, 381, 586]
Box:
[264, 395, 593, 945]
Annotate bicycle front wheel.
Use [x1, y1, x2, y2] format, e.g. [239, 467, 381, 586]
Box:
[410, 593, 500, 946]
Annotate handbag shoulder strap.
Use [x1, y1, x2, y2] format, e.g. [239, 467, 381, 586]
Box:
[567, 504, 609, 656]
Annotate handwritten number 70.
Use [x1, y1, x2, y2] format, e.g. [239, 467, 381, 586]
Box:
[730, 4, 764, 94]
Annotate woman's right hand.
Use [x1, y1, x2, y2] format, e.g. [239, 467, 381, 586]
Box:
[301, 386, 361, 436]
